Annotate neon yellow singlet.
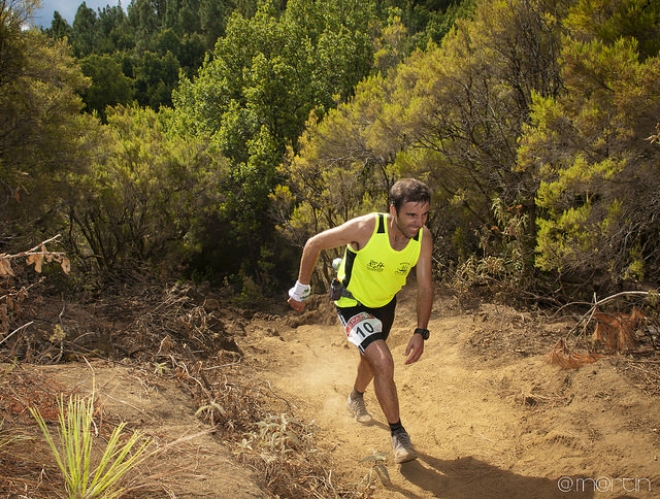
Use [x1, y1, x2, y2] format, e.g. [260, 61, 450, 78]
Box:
[335, 213, 422, 309]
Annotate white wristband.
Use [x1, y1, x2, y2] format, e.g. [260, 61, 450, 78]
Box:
[288, 281, 311, 302]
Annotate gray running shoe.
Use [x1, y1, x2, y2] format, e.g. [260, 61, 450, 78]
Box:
[346, 395, 372, 423]
[391, 431, 418, 463]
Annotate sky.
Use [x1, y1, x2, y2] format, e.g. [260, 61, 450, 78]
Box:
[34, 0, 125, 27]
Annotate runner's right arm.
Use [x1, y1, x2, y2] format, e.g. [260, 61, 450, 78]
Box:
[288, 214, 375, 311]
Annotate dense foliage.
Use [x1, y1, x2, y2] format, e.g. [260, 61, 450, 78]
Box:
[2, 0, 660, 303]
[279, 0, 660, 299]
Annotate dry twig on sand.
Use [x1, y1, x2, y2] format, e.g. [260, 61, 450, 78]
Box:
[548, 290, 660, 368]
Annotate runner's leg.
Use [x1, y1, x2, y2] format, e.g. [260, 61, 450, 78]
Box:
[354, 352, 374, 393]
[361, 339, 399, 424]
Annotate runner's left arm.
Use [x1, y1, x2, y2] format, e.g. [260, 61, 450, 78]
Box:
[404, 226, 434, 364]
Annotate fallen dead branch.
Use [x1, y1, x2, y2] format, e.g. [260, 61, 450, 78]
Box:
[1, 236, 72, 364]
[546, 338, 604, 369]
[0, 321, 33, 347]
[591, 307, 646, 354]
[547, 291, 660, 369]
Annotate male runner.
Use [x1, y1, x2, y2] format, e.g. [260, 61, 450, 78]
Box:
[287, 178, 433, 463]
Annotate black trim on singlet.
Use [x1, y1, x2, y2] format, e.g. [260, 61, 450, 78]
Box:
[377, 213, 385, 233]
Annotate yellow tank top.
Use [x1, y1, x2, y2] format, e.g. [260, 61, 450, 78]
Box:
[336, 213, 422, 308]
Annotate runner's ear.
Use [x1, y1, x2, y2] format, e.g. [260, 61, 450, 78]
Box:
[389, 203, 396, 217]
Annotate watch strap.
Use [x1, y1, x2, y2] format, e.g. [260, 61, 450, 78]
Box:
[414, 328, 430, 340]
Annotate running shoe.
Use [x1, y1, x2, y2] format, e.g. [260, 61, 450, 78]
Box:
[391, 430, 418, 463]
[346, 394, 372, 423]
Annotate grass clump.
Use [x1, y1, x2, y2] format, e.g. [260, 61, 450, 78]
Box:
[30, 393, 152, 499]
[359, 450, 391, 492]
[235, 412, 346, 497]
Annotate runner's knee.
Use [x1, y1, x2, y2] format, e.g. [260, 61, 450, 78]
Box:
[365, 347, 394, 378]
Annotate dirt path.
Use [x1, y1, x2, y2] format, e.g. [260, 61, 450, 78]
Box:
[251, 290, 660, 498]
[3, 287, 659, 498]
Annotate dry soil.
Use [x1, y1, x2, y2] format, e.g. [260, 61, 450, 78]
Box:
[2, 284, 659, 498]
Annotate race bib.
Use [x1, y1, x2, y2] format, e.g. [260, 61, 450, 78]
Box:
[344, 312, 383, 348]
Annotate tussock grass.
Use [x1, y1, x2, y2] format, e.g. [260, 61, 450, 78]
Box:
[30, 393, 152, 499]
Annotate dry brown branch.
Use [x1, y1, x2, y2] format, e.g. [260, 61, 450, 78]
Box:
[0, 320, 33, 347]
[591, 307, 646, 354]
[561, 291, 656, 335]
[183, 343, 214, 394]
[0, 234, 70, 276]
[546, 290, 660, 368]
[546, 338, 604, 369]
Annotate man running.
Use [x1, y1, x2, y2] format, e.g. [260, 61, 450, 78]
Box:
[287, 178, 433, 463]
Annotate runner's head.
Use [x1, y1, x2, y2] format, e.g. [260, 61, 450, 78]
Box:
[389, 179, 432, 215]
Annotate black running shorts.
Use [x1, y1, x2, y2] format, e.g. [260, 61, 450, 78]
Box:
[335, 296, 397, 353]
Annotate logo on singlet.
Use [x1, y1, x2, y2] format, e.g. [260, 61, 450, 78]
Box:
[366, 260, 384, 272]
[396, 263, 412, 275]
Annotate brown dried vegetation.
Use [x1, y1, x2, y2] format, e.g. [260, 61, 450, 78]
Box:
[0, 240, 355, 498]
[547, 293, 660, 371]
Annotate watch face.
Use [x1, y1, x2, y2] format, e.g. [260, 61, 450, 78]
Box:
[415, 328, 429, 339]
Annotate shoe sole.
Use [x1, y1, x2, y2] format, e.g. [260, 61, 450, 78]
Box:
[394, 452, 418, 464]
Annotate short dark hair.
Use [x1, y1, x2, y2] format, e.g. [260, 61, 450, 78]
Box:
[389, 178, 432, 213]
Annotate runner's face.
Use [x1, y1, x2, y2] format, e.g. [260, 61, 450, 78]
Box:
[391, 201, 429, 239]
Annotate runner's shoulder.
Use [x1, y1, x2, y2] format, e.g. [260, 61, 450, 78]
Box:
[342, 212, 378, 231]
[340, 213, 379, 249]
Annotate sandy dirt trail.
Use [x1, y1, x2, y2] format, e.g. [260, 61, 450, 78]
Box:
[253, 289, 659, 499]
[6, 286, 659, 499]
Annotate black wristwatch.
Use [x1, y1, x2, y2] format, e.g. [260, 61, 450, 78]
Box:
[414, 328, 430, 340]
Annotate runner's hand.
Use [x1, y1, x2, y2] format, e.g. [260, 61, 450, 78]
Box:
[288, 281, 311, 312]
[288, 296, 306, 312]
[404, 333, 424, 365]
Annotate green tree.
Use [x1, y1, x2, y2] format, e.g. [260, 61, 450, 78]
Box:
[177, 0, 377, 144]
[156, 28, 205, 77]
[520, 36, 660, 291]
[284, 0, 564, 282]
[0, 21, 95, 251]
[375, 0, 476, 48]
[404, 0, 563, 277]
[44, 11, 72, 39]
[374, 9, 412, 74]
[178, 32, 206, 75]
[66, 105, 227, 278]
[70, 2, 99, 57]
[127, 0, 162, 40]
[171, 0, 378, 289]
[79, 53, 134, 120]
[276, 76, 395, 255]
[199, 0, 234, 47]
[133, 50, 180, 109]
[165, 0, 201, 34]
[96, 4, 133, 53]
[565, 0, 660, 60]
